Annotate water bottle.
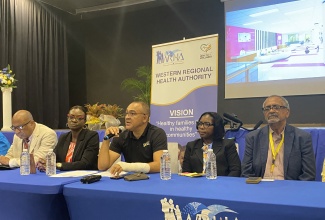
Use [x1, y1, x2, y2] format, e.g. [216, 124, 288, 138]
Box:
[160, 150, 171, 180]
[46, 149, 56, 176]
[20, 149, 30, 175]
[206, 149, 217, 179]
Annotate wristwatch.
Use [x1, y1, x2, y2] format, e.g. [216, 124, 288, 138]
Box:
[56, 162, 62, 169]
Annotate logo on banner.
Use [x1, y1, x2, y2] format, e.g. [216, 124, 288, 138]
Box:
[160, 198, 239, 220]
[200, 44, 211, 52]
[200, 43, 212, 59]
[156, 50, 184, 65]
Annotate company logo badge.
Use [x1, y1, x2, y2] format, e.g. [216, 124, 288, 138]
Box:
[200, 43, 213, 59]
[200, 44, 212, 52]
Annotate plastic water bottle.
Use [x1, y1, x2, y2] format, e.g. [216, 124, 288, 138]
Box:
[20, 149, 30, 175]
[46, 149, 56, 176]
[160, 150, 171, 180]
[206, 149, 217, 179]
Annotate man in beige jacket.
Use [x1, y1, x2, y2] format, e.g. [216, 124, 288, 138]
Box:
[0, 110, 57, 167]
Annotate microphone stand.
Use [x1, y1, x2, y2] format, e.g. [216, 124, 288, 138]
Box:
[223, 113, 263, 142]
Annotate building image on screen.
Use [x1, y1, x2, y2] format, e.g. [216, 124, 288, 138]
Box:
[225, 0, 325, 98]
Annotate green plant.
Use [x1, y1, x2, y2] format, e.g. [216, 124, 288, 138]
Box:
[121, 66, 151, 105]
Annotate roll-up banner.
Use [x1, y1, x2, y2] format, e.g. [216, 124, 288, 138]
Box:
[151, 34, 219, 147]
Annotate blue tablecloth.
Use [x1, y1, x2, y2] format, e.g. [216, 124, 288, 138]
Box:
[0, 169, 79, 220]
[63, 174, 325, 220]
[225, 128, 325, 181]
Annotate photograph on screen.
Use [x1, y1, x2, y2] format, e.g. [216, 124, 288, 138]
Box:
[225, 0, 325, 98]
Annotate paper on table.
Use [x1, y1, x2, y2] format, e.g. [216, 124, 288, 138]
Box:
[50, 170, 99, 177]
[98, 170, 128, 177]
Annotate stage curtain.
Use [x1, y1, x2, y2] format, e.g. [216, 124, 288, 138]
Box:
[0, 0, 69, 128]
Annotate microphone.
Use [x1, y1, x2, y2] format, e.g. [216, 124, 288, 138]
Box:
[223, 113, 243, 124]
[103, 126, 125, 140]
[253, 120, 263, 130]
[223, 113, 243, 132]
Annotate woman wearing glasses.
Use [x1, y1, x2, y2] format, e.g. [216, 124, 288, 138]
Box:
[182, 112, 241, 176]
[37, 106, 99, 171]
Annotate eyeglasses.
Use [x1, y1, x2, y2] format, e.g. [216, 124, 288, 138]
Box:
[10, 120, 31, 131]
[124, 111, 146, 117]
[196, 121, 214, 128]
[262, 105, 287, 112]
[67, 114, 85, 121]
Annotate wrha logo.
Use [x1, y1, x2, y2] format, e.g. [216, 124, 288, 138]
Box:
[160, 198, 239, 220]
[156, 50, 185, 65]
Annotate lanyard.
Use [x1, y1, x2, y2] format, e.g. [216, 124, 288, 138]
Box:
[269, 131, 284, 173]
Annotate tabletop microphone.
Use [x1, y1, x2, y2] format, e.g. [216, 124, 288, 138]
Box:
[103, 126, 125, 140]
[223, 113, 243, 124]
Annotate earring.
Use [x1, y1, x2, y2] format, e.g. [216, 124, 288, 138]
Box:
[66, 123, 69, 128]
[83, 124, 87, 129]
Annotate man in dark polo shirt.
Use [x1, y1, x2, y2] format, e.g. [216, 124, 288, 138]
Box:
[98, 101, 167, 175]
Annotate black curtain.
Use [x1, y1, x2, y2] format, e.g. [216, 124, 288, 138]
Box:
[0, 0, 69, 128]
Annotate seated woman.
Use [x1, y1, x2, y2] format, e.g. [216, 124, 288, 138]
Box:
[37, 106, 99, 171]
[182, 112, 241, 176]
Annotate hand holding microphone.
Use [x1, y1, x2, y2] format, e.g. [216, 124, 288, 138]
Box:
[103, 126, 126, 140]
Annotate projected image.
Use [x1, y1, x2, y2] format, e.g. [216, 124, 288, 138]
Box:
[225, 0, 324, 88]
[238, 33, 251, 42]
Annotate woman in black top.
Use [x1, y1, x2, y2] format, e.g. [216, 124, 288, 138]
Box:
[182, 112, 241, 176]
[37, 106, 99, 171]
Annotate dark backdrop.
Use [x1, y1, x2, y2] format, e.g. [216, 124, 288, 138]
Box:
[1, 0, 321, 129]
[0, 0, 69, 129]
[66, 0, 324, 126]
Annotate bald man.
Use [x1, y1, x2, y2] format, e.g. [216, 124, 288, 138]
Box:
[98, 101, 167, 175]
[0, 110, 57, 168]
[242, 95, 315, 180]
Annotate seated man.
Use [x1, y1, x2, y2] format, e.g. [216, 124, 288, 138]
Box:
[0, 110, 57, 167]
[0, 132, 10, 155]
[98, 101, 167, 175]
[242, 95, 316, 180]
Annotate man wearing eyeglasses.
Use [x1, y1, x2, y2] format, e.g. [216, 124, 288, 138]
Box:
[242, 95, 316, 180]
[0, 110, 57, 168]
[98, 101, 167, 175]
